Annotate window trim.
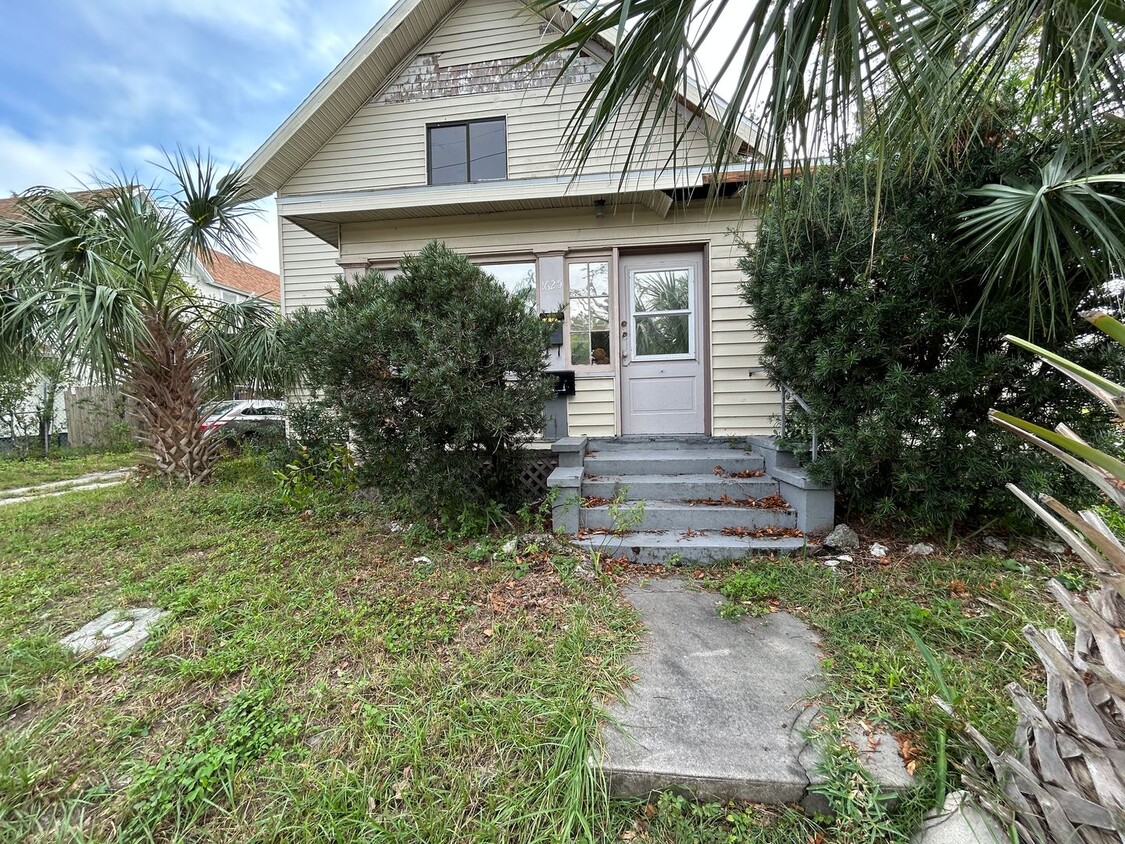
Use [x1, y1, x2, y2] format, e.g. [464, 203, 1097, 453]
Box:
[426, 117, 508, 186]
[565, 256, 615, 374]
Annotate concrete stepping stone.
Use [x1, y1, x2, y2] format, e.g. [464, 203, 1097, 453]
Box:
[599, 577, 913, 807]
[60, 608, 167, 660]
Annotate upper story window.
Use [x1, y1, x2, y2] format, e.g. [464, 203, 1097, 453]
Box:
[427, 118, 507, 185]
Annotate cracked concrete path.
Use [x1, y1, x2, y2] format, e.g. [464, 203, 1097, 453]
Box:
[0, 470, 130, 507]
[599, 577, 912, 806]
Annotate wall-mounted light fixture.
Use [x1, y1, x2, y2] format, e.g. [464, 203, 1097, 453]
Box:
[594, 198, 606, 219]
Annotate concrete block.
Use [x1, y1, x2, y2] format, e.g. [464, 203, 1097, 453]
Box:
[60, 608, 168, 661]
[773, 467, 834, 534]
[547, 465, 583, 536]
[551, 436, 588, 469]
[748, 435, 800, 474]
[800, 721, 917, 815]
[911, 792, 1007, 844]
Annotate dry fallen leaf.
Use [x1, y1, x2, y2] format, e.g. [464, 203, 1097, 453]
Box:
[392, 765, 412, 802]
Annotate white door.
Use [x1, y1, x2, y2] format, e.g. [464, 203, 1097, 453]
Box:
[619, 252, 706, 435]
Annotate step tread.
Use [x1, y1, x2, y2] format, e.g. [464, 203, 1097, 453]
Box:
[576, 529, 805, 544]
[586, 448, 760, 462]
[580, 498, 794, 513]
[573, 531, 805, 564]
[582, 473, 771, 484]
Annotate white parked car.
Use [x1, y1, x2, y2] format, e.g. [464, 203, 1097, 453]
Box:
[200, 399, 286, 442]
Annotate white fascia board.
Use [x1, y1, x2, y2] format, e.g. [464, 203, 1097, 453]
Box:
[276, 167, 708, 218]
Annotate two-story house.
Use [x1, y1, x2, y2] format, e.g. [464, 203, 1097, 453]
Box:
[242, 0, 787, 441]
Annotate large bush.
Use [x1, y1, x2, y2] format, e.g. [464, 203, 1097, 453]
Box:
[741, 139, 1123, 530]
[284, 241, 552, 514]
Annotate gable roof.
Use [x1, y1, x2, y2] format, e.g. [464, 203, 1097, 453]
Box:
[0, 189, 114, 225]
[241, 0, 761, 201]
[197, 251, 281, 303]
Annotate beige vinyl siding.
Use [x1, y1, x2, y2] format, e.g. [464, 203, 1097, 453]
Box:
[567, 377, 617, 437]
[279, 0, 713, 197]
[279, 220, 342, 314]
[421, 0, 554, 63]
[327, 200, 778, 436]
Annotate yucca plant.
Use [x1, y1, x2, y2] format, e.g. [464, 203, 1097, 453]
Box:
[942, 311, 1125, 841]
[0, 153, 288, 483]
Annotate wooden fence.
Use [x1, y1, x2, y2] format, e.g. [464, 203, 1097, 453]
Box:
[64, 386, 134, 449]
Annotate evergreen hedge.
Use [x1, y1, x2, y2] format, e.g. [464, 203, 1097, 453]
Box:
[741, 141, 1122, 530]
[284, 241, 552, 515]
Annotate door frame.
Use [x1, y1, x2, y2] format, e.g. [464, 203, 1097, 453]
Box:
[612, 242, 712, 436]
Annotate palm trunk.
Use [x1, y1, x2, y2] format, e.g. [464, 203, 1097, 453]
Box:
[127, 315, 218, 483]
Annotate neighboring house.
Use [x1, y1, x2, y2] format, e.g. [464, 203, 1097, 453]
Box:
[242, 0, 779, 439]
[0, 192, 112, 442]
[184, 250, 281, 307]
[0, 193, 280, 443]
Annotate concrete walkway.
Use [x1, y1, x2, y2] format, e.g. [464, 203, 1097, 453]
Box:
[0, 470, 130, 507]
[600, 577, 913, 807]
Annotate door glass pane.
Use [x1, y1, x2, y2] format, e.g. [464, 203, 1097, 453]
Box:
[429, 125, 467, 185]
[635, 314, 690, 357]
[469, 119, 507, 181]
[568, 260, 612, 367]
[633, 270, 689, 312]
[480, 262, 536, 310]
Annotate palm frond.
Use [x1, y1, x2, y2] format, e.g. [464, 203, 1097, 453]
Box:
[960, 147, 1125, 332]
[162, 148, 258, 263]
[0, 250, 50, 375]
[182, 297, 293, 394]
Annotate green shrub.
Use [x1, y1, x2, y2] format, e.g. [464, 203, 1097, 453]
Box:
[284, 241, 552, 515]
[741, 138, 1122, 530]
[268, 400, 355, 508]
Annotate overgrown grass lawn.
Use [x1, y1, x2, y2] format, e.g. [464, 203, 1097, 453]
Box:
[708, 543, 1076, 794]
[1, 459, 646, 843]
[0, 457, 1076, 843]
[0, 449, 143, 491]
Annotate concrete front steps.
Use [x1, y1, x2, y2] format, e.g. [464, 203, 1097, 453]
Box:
[548, 436, 833, 564]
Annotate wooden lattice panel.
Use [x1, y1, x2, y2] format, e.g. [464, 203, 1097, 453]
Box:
[518, 453, 558, 501]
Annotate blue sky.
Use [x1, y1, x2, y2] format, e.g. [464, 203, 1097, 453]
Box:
[0, 0, 393, 271]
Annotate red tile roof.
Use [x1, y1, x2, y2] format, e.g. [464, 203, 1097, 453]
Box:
[0, 189, 113, 224]
[1, 192, 281, 304]
[199, 250, 281, 303]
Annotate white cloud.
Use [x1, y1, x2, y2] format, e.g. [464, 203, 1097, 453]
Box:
[243, 202, 280, 273]
[0, 125, 106, 195]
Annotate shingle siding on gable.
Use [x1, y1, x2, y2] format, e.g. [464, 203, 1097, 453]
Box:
[375, 52, 598, 105]
[278, 0, 714, 198]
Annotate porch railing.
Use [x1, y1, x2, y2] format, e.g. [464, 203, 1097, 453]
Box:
[749, 368, 819, 462]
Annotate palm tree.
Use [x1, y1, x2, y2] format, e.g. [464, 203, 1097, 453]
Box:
[529, 0, 1125, 326]
[0, 153, 288, 483]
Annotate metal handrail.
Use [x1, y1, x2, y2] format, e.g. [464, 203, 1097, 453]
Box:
[748, 368, 819, 461]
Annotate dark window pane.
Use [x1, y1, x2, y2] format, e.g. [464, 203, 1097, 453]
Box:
[429, 125, 467, 185]
[469, 119, 507, 181]
[570, 333, 591, 366]
[590, 330, 611, 365]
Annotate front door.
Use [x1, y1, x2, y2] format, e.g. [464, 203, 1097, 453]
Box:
[619, 252, 706, 435]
